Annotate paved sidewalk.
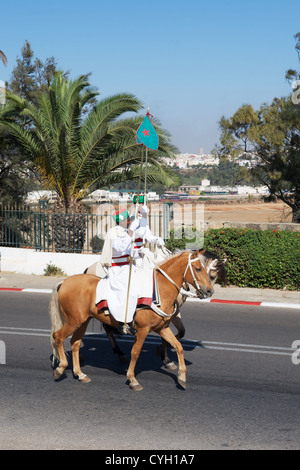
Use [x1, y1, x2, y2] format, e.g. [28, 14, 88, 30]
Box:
[0, 272, 66, 290]
[0, 271, 299, 308]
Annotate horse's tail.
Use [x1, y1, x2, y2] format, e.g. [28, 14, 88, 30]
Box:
[48, 282, 64, 364]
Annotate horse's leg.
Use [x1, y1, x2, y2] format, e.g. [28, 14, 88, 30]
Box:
[159, 316, 185, 371]
[159, 327, 186, 389]
[173, 316, 186, 341]
[53, 323, 78, 380]
[159, 338, 177, 371]
[126, 327, 149, 392]
[71, 318, 91, 383]
[103, 324, 129, 363]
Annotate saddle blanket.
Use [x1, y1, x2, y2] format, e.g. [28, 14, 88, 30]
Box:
[95, 268, 160, 323]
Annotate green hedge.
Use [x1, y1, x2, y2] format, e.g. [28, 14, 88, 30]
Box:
[165, 228, 300, 290]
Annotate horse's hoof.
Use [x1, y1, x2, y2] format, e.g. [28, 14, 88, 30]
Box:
[53, 368, 63, 380]
[119, 354, 130, 363]
[130, 382, 143, 392]
[78, 373, 91, 384]
[164, 361, 177, 371]
[178, 377, 186, 390]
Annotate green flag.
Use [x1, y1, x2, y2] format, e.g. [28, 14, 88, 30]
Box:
[136, 112, 159, 150]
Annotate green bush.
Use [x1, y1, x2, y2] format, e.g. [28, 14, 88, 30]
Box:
[90, 235, 104, 253]
[166, 227, 300, 290]
[204, 228, 300, 290]
[44, 262, 66, 277]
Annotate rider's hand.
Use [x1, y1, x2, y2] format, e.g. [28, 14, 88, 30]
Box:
[156, 237, 165, 246]
[128, 218, 139, 235]
[141, 204, 149, 218]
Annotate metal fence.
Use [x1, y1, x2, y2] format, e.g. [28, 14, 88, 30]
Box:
[0, 204, 173, 253]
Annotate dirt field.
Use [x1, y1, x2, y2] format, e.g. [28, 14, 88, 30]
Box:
[94, 198, 293, 224]
[202, 200, 292, 223]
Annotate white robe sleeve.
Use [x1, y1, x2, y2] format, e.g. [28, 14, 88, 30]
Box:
[143, 226, 160, 244]
[100, 226, 132, 266]
[112, 232, 132, 255]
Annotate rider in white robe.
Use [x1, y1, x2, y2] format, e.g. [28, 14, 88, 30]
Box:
[134, 219, 165, 268]
[96, 206, 153, 334]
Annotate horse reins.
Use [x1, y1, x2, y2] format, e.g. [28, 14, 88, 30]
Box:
[150, 253, 219, 319]
[156, 253, 206, 301]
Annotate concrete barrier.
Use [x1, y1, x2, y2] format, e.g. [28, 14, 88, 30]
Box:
[0, 247, 99, 276]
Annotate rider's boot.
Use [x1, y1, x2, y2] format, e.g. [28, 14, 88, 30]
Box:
[117, 322, 137, 335]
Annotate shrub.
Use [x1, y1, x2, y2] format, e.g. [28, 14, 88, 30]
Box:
[166, 227, 300, 290]
[204, 228, 300, 290]
[44, 262, 66, 277]
[165, 226, 203, 252]
[90, 235, 104, 253]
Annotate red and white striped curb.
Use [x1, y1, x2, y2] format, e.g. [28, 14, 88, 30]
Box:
[187, 297, 300, 309]
[0, 287, 299, 309]
[0, 287, 53, 294]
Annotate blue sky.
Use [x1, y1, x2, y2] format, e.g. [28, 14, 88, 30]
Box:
[1, 0, 299, 154]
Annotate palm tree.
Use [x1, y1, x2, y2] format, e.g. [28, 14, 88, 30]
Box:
[0, 72, 178, 250]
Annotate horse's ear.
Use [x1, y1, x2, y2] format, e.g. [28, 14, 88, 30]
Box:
[192, 249, 205, 259]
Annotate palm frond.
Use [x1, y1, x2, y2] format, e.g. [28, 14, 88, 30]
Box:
[0, 50, 7, 66]
[72, 93, 143, 193]
[1, 73, 178, 207]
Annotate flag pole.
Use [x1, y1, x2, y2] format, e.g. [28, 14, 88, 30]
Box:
[144, 146, 148, 196]
[123, 146, 144, 332]
[123, 109, 159, 333]
[144, 107, 150, 196]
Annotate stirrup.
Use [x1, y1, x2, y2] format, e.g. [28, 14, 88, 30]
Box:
[118, 322, 136, 335]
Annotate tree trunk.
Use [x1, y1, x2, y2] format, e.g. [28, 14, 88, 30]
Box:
[292, 206, 300, 223]
[46, 198, 87, 253]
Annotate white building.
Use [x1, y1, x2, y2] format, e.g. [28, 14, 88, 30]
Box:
[25, 191, 57, 204]
[237, 185, 269, 195]
[162, 153, 219, 168]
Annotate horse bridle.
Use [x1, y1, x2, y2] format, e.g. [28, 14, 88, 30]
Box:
[156, 252, 208, 298]
[151, 253, 219, 319]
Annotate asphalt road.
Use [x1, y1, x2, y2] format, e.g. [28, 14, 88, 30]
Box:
[0, 291, 300, 451]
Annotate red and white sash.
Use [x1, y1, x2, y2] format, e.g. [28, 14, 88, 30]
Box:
[111, 255, 130, 266]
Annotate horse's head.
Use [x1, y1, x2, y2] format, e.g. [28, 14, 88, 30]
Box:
[183, 250, 214, 299]
[183, 249, 227, 299]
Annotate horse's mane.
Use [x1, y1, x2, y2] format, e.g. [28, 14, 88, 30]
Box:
[156, 250, 190, 270]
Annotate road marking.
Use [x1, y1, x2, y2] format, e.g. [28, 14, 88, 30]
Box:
[261, 302, 300, 309]
[0, 327, 296, 358]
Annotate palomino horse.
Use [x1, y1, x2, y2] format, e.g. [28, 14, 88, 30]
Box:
[86, 251, 226, 370]
[49, 249, 215, 391]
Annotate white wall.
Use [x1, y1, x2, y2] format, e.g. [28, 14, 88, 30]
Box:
[0, 247, 99, 276]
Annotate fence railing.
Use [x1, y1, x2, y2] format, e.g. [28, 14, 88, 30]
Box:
[0, 205, 173, 253]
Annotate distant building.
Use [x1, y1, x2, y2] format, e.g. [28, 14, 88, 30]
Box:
[162, 153, 219, 168]
[200, 179, 210, 187]
[25, 191, 57, 204]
